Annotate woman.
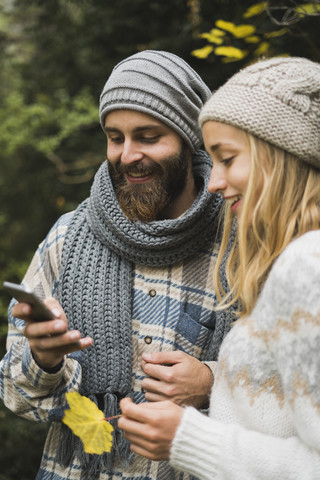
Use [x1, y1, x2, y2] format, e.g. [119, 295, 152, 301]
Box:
[118, 56, 320, 479]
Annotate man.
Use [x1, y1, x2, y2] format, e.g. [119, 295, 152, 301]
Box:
[0, 50, 233, 480]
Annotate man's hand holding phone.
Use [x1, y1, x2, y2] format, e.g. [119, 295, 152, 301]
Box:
[4, 282, 93, 370]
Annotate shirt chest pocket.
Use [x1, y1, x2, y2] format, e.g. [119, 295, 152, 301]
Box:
[174, 312, 215, 360]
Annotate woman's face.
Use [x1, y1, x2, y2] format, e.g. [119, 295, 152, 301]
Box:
[203, 121, 253, 218]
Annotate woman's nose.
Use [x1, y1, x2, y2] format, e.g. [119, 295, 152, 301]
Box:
[208, 167, 227, 194]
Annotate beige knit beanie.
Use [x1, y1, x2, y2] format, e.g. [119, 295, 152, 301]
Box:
[199, 56, 320, 169]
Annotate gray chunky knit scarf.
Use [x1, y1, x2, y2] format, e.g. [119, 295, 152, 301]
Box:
[56, 151, 231, 478]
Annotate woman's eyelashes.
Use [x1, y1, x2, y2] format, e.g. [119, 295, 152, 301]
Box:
[211, 155, 235, 167]
[220, 156, 234, 166]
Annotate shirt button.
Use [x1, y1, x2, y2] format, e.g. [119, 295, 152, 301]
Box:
[144, 336, 152, 344]
[149, 289, 156, 297]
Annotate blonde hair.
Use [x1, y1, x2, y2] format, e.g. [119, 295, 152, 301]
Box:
[214, 134, 320, 319]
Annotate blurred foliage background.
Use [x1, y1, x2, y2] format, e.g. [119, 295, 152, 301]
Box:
[0, 0, 319, 478]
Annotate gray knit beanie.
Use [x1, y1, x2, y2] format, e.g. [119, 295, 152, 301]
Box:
[199, 56, 320, 169]
[99, 50, 211, 152]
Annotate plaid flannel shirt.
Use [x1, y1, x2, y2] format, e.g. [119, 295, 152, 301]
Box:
[0, 211, 219, 480]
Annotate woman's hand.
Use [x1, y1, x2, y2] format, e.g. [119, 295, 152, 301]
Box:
[119, 398, 183, 461]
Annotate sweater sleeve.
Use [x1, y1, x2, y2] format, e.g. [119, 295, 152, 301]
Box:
[0, 212, 82, 423]
[170, 406, 320, 480]
[170, 231, 320, 479]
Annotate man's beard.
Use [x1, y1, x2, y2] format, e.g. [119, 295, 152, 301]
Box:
[109, 144, 190, 222]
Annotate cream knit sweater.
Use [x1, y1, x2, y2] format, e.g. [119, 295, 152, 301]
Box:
[170, 230, 320, 479]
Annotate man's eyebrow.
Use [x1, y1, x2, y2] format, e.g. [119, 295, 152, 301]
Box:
[105, 127, 119, 133]
[134, 125, 161, 132]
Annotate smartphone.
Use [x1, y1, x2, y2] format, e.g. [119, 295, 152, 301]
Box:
[2, 281, 55, 321]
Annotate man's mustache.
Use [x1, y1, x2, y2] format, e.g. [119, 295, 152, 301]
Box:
[113, 161, 162, 176]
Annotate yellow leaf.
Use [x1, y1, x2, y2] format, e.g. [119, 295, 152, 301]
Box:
[295, 3, 320, 15]
[209, 28, 225, 37]
[221, 56, 243, 63]
[191, 45, 214, 59]
[254, 41, 270, 56]
[215, 19, 234, 32]
[200, 32, 224, 45]
[265, 28, 288, 38]
[233, 24, 256, 38]
[63, 392, 114, 455]
[244, 35, 261, 43]
[216, 20, 256, 38]
[215, 46, 248, 59]
[243, 2, 267, 18]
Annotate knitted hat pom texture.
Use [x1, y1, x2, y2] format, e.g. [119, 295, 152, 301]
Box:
[199, 56, 320, 169]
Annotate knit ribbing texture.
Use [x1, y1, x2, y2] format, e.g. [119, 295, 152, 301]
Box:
[99, 50, 211, 152]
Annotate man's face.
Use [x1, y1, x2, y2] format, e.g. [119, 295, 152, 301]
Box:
[105, 110, 190, 222]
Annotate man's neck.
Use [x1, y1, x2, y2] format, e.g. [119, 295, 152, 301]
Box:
[159, 171, 199, 220]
